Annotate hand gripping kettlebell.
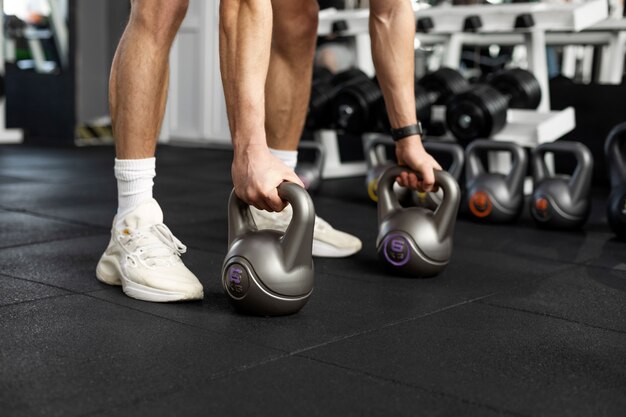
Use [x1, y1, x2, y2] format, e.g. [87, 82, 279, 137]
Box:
[413, 141, 465, 210]
[295, 141, 326, 193]
[605, 122, 626, 239]
[221, 183, 315, 316]
[465, 140, 527, 223]
[377, 166, 461, 277]
[530, 141, 593, 229]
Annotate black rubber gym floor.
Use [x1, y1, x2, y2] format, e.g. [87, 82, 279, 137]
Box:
[1, 144, 624, 417]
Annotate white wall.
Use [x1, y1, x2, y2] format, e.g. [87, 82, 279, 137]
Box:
[162, 0, 230, 145]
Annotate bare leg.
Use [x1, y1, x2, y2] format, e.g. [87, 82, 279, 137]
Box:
[110, 0, 189, 159]
[264, 0, 319, 151]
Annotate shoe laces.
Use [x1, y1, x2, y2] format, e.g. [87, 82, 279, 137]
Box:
[122, 224, 187, 267]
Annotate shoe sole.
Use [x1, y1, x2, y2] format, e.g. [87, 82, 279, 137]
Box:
[96, 253, 203, 303]
[312, 239, 362, 258]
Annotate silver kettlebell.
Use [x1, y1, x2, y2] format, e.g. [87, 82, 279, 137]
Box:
[530, 141, 593, 229]
[465, 140, 527, 223]
[295, 141, 326, 193]
[221, 182, 315, 316]
[412, 141, 465, 210]
[377, 166, 461, 277]
[364, 135, 409, 203]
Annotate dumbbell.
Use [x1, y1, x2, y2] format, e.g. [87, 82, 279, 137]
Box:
[465, 140, 527, 223]
[446, 68, 542, 145]
[605, 122, 626, 239]
[295, 141, 326, 193]
[306, 68, 370, 130]
[377, 166, 461, 277]
[222, 182, 315, 316]
[530, 141, 593, 229]
[334, 68, 469, 135]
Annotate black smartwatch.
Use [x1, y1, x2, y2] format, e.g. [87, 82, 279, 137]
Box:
[390, 122, 423, 142]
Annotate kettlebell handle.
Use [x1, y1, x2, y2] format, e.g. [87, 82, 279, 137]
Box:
[227, 182, 315, 270]
[378, 166, 460, 239]
[277, 182, 316, 270]
[424, 141, 465, 180]
[298, 141, 327, 173]
[604, 122, 626, 187]
[365, 134, 394, 169]
[465, 140, 526, 195]
[532, 141, 594, 203]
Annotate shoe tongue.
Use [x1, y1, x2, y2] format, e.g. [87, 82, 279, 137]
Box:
[122, 199, 164, 229]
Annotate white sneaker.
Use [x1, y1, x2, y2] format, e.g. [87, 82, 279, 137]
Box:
[250, 205, 362, 258]
[96, 199, 204, 302]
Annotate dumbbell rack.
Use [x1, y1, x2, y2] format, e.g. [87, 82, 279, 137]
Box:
[557, 18, 626, 85]
[315, 0, 609, 180]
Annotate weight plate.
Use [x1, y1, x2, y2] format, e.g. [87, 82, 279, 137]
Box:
[490, 68, 542, 110]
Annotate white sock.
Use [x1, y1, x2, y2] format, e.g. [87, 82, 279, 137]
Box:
[269, 148, 298, 170]
[114, 157, 156, 226]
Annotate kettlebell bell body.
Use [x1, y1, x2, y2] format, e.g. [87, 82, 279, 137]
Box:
[605, 122, 626, 239]
[295, 141, 326, 193]
[530, 141, 593, 229]
[412, 141, 465, 211]
[221, 183, 315, 316]
[464, 140, 527, 223]
[377, 166, 461, 277]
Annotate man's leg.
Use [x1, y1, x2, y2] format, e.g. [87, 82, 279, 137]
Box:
[96, 0, 203, 303]
[255, 0, 362, 258]
[264, 0, 319, 152]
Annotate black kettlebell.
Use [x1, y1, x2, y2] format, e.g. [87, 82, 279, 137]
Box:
[605, 122, 626, 239]
[221, 183, 315, 316]
[377, 166, 461, 277]
[295, 141, 326, 193]
[413, 141, 465, 210]
[465, 140, 527, 223]
[530, 141, 593, 229]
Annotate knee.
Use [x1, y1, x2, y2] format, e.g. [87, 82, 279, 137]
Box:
[273, 1, 319, 49]
[131, 0, 189, 44]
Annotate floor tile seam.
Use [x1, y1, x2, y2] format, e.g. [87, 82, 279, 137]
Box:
[80, 292, 289, 353]
[288, 292, 499, 357]
[0, 272, 86, 296]
[297, 355, 531, 417]
[0, 292, 78, 310]
[76, 354, 293, 417]
[0, 229, 109, 251]
[0, 205, 111, 230]
[453, 242, 595, 269]
[580, 260, 626, 272]
[315, 260, 573, 290]
[0, 174, 41, 183]
[476, 300, 626, 336]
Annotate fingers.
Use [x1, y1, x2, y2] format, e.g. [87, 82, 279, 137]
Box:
[284, 170, 305, 189]
[396, 167, 436, 192]
[265, 188, 288, 212]
[420, 166, 436, 192]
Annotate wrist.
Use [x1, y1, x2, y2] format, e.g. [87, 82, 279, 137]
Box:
[395, 134, 423, 148]
[390, 122, 423, 142]
[233, 137, 267, 155]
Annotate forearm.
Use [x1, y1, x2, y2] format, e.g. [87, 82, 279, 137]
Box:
[369, 0, 417, 129]
[219, 0, 272, 151]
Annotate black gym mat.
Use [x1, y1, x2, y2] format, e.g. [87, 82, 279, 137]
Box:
[0, 145, 624, 417]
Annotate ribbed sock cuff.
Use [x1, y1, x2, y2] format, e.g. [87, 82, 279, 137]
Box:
[114, 158, 156, 225]
[269, 148, 298, 170]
